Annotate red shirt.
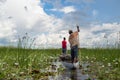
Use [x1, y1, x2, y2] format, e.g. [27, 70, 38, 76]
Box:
[62, 40, 67, 48]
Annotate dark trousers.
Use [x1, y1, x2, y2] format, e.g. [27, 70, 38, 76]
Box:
[71, 45, 78, 62]
[62, 48, 66, 54]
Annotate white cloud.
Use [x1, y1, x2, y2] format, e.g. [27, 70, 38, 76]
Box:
[0, 0, 119, 49]
[60, 6, 76, 14]
[50, 6, 76, 14]
[35, 32, 69, 48]
[91, 23, 120, 33]
[0, 20, 16, 38]
[3, 0, 46, 29]
[65, 0, 94, 4]
[50, 8, 57, 11]
[0, 0, 66, 47]
[80, 22, 120, 48]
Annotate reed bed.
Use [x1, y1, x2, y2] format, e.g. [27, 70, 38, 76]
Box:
[0, 47, 120, 80]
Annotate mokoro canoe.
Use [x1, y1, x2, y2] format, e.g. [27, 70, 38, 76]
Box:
[61, 61, 79, 69]
[59, 54, 79, 69]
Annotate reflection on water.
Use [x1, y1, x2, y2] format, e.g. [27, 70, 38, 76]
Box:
[49, 69, 89, 80]
[49, 61, 90, 80]
[62, 69, 89, 80]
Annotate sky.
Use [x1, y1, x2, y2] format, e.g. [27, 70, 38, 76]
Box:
[0, 0, 120, 48]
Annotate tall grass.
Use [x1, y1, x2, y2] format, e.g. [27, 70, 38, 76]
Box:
[0, 47, 61, 79]
[80, 48, 120, 79]
[0, 45, 120, 80]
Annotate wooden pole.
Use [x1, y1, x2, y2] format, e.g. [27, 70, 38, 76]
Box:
[77, 25, 81, 62]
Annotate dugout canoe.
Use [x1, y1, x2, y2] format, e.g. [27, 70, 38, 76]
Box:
[59, 54, 79, 69]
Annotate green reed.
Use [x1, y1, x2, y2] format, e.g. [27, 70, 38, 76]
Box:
[80, 48, 120, 80]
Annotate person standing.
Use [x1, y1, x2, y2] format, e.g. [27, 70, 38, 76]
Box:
[62, 37, 67, 55]
[68, 26, 80, 63]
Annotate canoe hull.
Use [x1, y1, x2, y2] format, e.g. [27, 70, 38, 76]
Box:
[59, 54, 79, 69]
[62, 61, 79, 69]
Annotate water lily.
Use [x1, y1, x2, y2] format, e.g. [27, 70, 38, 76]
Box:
[14, 62, 19, 66]
[24, 59, 27, 61]
[108, 63, 111, 67]
[91, 61, 93, 63]
[28, 64, 31, 66]
[86, 56, 89, 59]
[50, 56, 54, 59]
[115, 62, 118, 64]
[2, 68, 5, 71]
[20, 72, 24, 74]
[11, 73, 16, 77]
[102, 65, 104, 68]
[3, 62, 6, 65]
[32, 59, 34, 62]
[94, 57, 96, 60]
[113, 60, 115, 62]
[105, 58, 107, 60]
[20, 72, 24, 75]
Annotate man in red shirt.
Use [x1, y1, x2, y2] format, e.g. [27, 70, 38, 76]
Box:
[62, 37, 67, 54]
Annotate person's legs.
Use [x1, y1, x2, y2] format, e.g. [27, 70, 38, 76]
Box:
[73, 45, 78, 63]
[62, 48, 66, 55]
[71, 48, 74, 63]
[71, 45, 79, 63]
[64, 48, 66, 54]
[62, 48, 64, 54]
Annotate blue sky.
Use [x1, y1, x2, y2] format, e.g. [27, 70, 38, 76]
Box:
[42, 0, 120, 24]
[0, 0, 120, 48]
[91, 0, 120, 23]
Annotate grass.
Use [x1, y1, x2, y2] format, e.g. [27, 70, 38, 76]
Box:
[80, 48, 120, 80]
[0, 47, 61, 79]
[0, 47, 120, 80]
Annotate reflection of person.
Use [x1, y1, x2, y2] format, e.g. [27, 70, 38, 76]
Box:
[68, 26, 80, 63]
[70, 70, 77, 80]
[62, 37, 67, 54]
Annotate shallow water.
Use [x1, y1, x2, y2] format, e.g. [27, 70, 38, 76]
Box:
[56, 69, 89, 80]
[49, 61, 90, 80]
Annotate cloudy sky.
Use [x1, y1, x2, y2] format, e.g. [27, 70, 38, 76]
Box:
[0, 0, 120, 48]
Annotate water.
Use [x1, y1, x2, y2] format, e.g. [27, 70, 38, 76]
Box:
[54, 69, 89, 80]
[49, 61, 91, 80]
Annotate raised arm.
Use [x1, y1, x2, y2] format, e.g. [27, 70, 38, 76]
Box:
[77, 25, 80, 32]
